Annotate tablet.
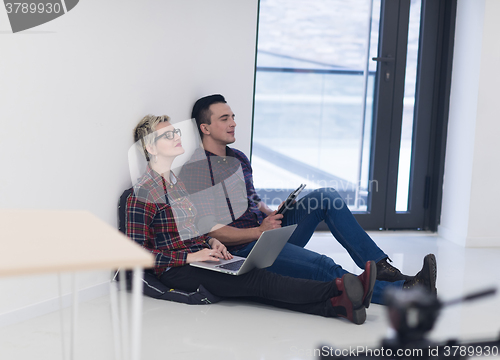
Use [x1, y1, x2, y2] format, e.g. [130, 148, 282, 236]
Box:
[276, 184, 306, 215]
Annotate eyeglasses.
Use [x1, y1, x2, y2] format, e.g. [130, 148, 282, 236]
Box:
[154, 128, 182, 141]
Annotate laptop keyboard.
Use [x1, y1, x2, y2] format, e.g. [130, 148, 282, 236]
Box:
[217, 259, 245, 271]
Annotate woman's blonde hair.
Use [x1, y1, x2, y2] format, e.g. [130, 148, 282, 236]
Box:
[133, 114, 171, 161]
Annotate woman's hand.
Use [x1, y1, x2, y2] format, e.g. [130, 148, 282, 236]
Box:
[209, 238, 233, 260]
[186, 248, 222, 263]
[185, 239, 233, 263]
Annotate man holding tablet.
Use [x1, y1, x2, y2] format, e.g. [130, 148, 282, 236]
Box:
[179, 94, 437, 306]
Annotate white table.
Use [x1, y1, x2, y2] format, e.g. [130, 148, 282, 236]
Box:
[0, 209, 155, 360]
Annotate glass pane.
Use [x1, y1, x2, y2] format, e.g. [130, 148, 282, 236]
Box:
[252, 0, 381, 212]
[395, 0, 422, 212]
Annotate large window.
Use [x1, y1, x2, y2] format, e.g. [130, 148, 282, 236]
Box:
[253, 0, 381, 212]
[252, 0, 456, 230]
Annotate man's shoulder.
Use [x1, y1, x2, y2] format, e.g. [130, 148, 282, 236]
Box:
[228, 147, 250, 164]
[189, 146, 207, 162]
[179, 148, 211, 177]
[181, 147, 210, 171]
[178, 148, 213, 193]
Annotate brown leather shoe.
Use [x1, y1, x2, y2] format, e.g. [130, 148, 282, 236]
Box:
[403, 254, 437, 294]
[330, 273, 366, 325]
[357, 261, 376, 308]
[376, 257, 413, 282]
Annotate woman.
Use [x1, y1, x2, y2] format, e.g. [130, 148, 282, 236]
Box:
[126, 114, 376, 325]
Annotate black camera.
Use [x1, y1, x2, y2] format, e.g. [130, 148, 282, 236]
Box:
[319, 287, 499, 360]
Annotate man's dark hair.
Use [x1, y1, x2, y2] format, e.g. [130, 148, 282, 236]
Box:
[191, 94, 227, 139]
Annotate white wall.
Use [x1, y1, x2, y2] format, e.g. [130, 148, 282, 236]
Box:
[439, 0, 500, 247]
[0, 0, 258, 324]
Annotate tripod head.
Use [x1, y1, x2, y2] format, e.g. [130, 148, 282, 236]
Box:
[319, 287, 498, 359]
[384, 287, 496, 346]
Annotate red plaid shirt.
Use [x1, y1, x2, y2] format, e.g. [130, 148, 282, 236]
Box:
[126, 166, 210, 275]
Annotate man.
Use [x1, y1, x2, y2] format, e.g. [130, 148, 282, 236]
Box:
[179, 94, 437, 305]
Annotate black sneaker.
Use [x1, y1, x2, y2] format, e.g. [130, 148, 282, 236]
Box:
[376, 257, 413, 282]
[403, 254, 437, 294]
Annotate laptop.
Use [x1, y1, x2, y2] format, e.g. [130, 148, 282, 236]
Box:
[189, 224, 297, 275]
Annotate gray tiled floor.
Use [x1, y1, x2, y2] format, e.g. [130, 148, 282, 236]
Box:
[1, 231, 499, 360]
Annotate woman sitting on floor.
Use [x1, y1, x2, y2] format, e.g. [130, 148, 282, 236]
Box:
[125, 114, 376, 325]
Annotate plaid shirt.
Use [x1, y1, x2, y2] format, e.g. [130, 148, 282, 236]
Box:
[179, 147, 265, 251]
[126, 166, 210, 276]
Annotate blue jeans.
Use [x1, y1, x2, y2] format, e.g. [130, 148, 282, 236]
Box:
[232, 188, 404, 305]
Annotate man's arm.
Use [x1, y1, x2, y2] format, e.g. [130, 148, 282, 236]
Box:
[258, 201, 275, 216]
[208, 210, 284, 246]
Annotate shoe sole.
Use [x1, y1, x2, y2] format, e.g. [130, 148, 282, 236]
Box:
[343, 273, 366, 325]
[351, 307, 367, 325]
[424, 254, 437, 294]
[363, 260, 377, 308]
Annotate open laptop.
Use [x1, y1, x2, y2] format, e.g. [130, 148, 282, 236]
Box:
[189, 224, 297, 275]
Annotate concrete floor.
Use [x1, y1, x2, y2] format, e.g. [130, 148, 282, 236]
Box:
[1, 231, 499, 360]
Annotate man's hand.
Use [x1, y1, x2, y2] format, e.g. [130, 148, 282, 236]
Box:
[208, 238, 233, 260]
[277, 200, 286, 212]
[258, 210, 283, 232]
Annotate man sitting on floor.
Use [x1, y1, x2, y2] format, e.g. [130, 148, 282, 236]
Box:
[179, 94, 437, 305]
